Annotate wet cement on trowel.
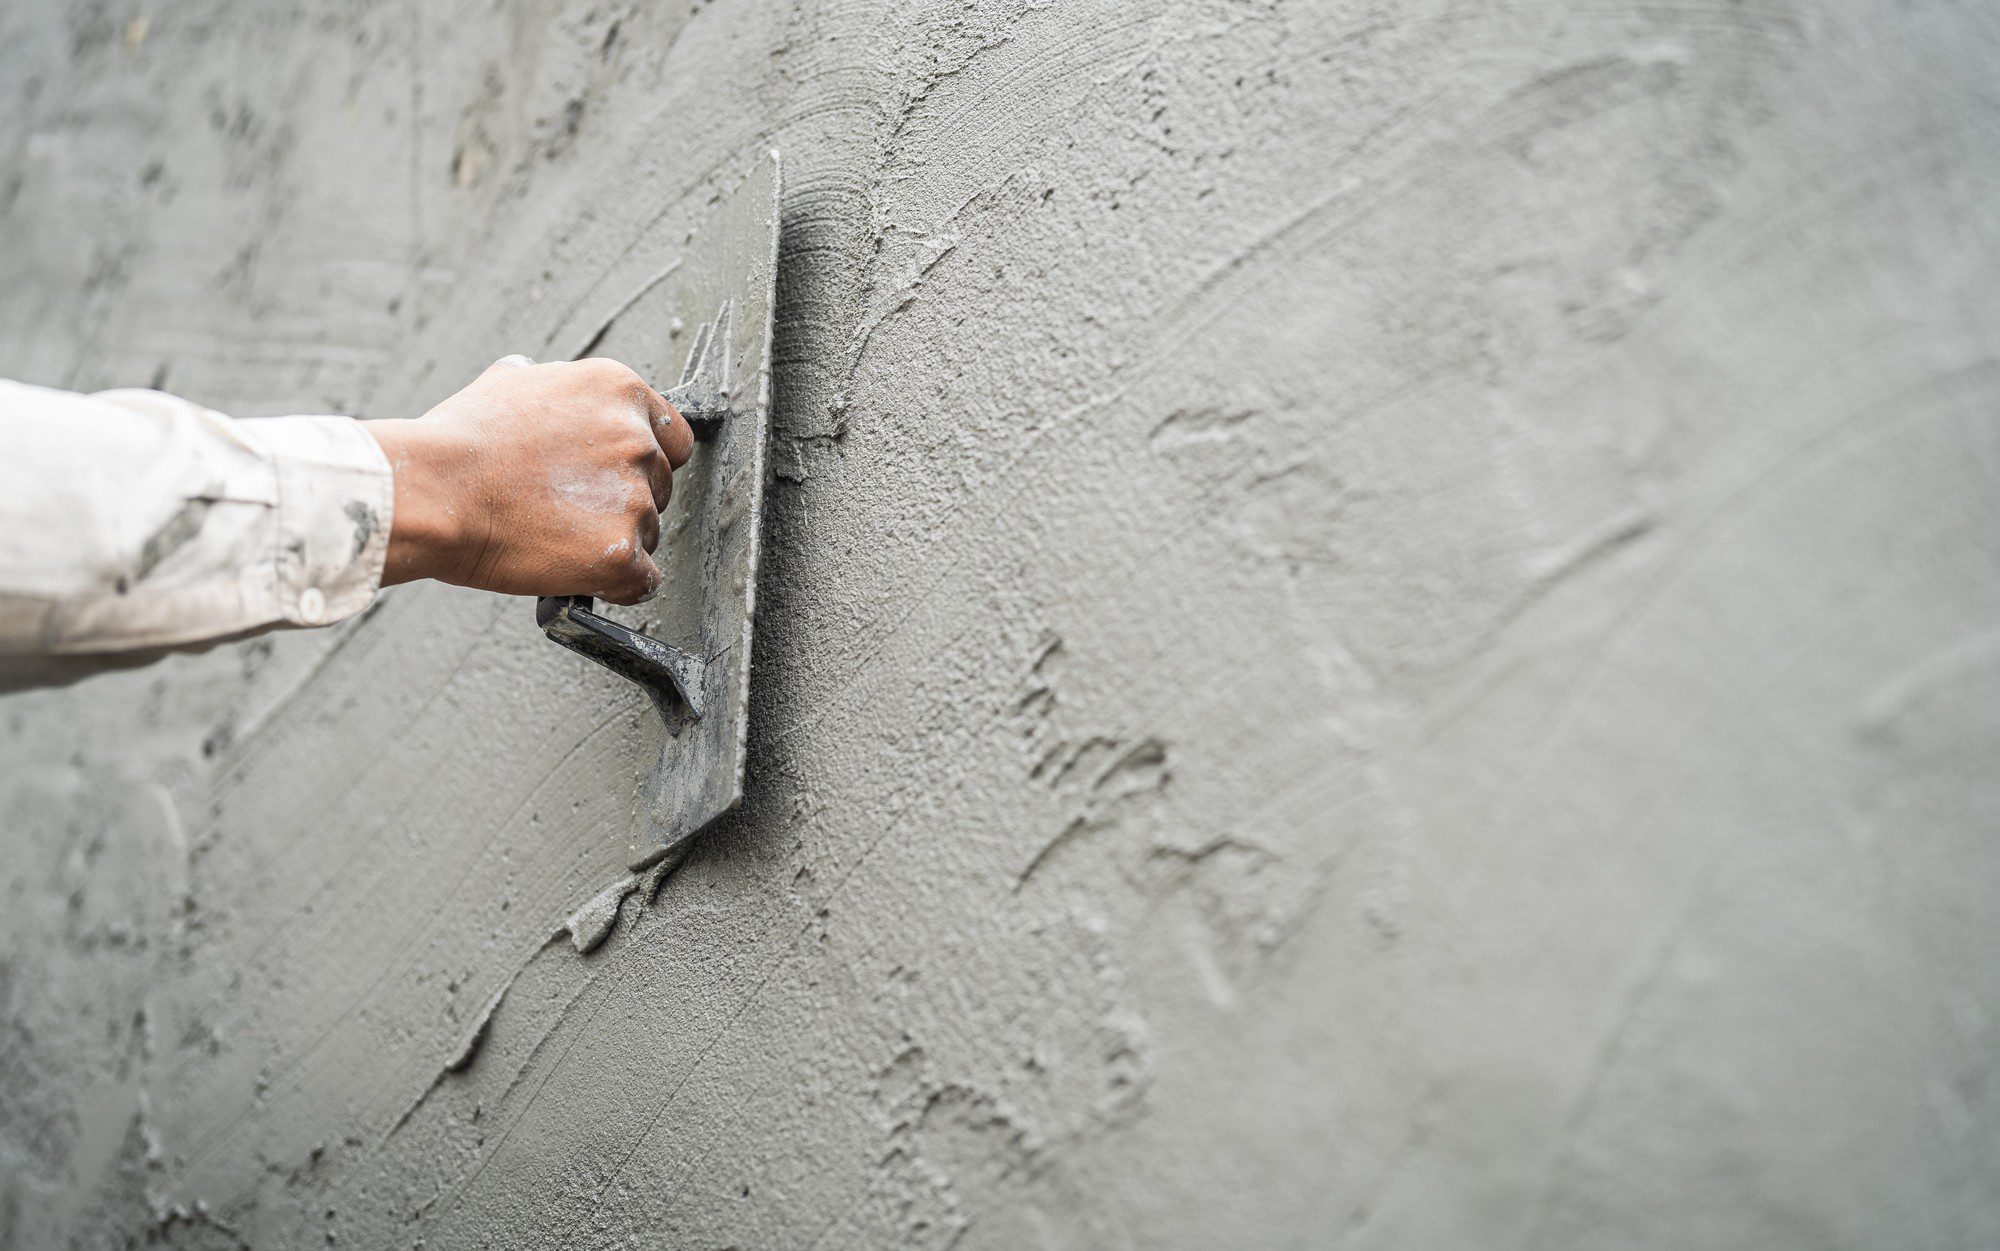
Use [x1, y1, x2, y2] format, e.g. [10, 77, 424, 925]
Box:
[3, 1, 1999, 1248]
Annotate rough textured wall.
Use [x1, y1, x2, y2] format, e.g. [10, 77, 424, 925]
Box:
[2, 0, 1997, 1247]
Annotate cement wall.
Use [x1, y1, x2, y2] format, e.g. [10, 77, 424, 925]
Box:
[3, 0, 1997, 1246]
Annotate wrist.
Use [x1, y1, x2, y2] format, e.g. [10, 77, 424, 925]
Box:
[362, 419, 472, 587]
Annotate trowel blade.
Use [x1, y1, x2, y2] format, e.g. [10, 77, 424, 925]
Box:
[623, 151, 781, 850]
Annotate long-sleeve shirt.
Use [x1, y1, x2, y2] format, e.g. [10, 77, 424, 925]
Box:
[0, 379, 392, 687]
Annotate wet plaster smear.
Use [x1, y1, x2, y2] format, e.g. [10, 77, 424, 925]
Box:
[2, 0, 1997, 1246]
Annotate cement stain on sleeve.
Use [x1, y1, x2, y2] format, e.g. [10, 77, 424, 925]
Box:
[130, 497, 213, 583]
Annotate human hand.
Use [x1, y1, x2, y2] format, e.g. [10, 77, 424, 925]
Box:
[363, 356, 695, 604]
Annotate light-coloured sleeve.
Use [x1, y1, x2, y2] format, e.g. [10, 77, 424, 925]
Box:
[0, 378, 393, 658]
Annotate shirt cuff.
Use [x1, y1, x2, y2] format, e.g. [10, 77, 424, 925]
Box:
[245, 416, 394, 628]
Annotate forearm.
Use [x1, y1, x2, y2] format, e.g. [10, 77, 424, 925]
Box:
[0, 379, 392, 661]
[0, 357, 691, 690]
[361, 418, 476, 588]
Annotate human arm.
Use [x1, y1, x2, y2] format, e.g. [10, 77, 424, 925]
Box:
[0, 357, 691, 669]
[362, 356, 693, 603]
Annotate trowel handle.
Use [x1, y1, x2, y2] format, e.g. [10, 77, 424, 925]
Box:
[535, 594, 588, 630]
[535, 594, 706, 719]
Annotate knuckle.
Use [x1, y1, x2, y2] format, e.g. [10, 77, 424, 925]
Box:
[592, 534, 633, 569]
[598, 561, 646, 605]
[580, 356, 644, 392]
[618, 558, 660, 603]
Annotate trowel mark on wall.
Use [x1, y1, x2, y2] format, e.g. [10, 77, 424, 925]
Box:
[1853, 629, 2000, 742]
[1147, 401, 1256, 449]
[1008, 633, 1172, 890]
[1006, 628, 1337, 1001]
[560, 844, 687, 955]
[380, 844, 689, 1161]
[377, 979, 514, 1148]
[864, 1041, 1045, 1234]
[558, 257, 683, 362]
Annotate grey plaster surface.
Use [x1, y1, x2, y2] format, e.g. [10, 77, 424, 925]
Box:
[2, 0, 1997, 1247]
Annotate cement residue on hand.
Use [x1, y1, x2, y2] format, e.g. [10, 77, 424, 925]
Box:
[549, 467, 637, 517]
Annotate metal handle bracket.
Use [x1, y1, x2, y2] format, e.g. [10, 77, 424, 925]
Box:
[536, 594, 706, 720]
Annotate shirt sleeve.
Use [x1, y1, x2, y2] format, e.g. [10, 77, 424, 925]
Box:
[0, 378, 393, 657]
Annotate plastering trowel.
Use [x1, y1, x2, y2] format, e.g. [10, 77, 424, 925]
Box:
[537, 151, 781, 852]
